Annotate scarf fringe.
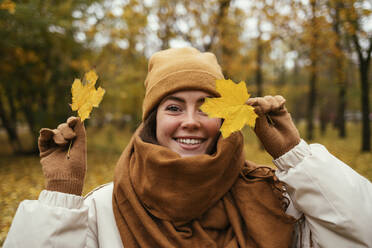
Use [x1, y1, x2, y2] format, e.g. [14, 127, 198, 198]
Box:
[240, 165, 291, 211]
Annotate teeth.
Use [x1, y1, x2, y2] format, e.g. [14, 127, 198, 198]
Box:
[177, 138, 203, 145]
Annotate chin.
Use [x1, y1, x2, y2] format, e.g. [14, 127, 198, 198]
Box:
[180, 154, 196, 158]
[178, 151, 205, 158]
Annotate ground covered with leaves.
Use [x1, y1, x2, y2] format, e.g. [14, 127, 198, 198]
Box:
[1, 123, 371, 245]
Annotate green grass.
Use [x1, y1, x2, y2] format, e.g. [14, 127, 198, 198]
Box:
[0, 122, 371, 245]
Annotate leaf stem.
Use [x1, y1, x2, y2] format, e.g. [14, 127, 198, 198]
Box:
[266, 115, 275, 126]
[67, 140, 73, 159]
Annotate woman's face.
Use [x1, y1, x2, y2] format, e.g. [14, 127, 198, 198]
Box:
[156, 90, 221, 157]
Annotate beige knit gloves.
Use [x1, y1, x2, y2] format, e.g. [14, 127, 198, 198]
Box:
[247, 95, 301, 159]
[38, 117, 86, 196]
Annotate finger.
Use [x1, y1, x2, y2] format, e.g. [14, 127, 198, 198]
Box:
[247, 96, 285, 116]
[52, 129, 68, 146]
[67, 116, 85, 142]
[255, 95, 287, 114]
[246, 97, 258, 106]
[67, 116, 85, 144]
[39, 128, 54, 142]
[274, 95, 286, 108]
[246, 97, 267, 116]
[57, 123, 76, 140]
[263, 96, 281, 111]
[68, 117, 86, 149]
[253, 98, 271, 115]
[271, 95, 286, 113]
[267, 96, 287, 120]
[38, 128, 55, 152]
[67, 116, 79, 128]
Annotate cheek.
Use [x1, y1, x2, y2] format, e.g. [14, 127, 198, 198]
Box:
[205, 118, 221, 137]
[156, 114, 178, 143]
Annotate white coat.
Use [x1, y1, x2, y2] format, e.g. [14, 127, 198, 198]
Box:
[4, 140, 372, 247]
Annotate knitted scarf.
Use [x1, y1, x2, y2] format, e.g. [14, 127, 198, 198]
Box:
[113, 128, 295, 247]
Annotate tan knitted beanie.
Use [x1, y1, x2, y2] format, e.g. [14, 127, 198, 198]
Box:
[142, 47, 224, 120]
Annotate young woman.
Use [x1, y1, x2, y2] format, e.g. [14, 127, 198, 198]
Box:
[4, 47, 372, 248]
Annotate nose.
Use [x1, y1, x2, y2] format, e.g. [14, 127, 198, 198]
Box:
[181, 111, 201, 130]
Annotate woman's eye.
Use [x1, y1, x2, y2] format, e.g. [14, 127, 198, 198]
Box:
[166, 105, 181, 112]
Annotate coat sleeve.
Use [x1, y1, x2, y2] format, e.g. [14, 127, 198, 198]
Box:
[275, 139, 372, 248]
[3, 190, 99, 248]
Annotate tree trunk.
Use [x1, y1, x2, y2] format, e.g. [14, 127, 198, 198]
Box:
[18, 88, 39, 154]
[332, 2, 347, 138]
[0, 95, 23, 154]
[160, 24, 170, 50]
[307, 66, 317, 140]
[319, 105, 328, 136]
[255, 16, 263, 97]
[360, 62, 370, 151]
[203, 0, 231, 52]
[306, 0, 318, 141]
[353, 35, 372, 151]
[336, 83, 347, 138]
[21, 103, 39, 153]
[256, 39, 263, 97]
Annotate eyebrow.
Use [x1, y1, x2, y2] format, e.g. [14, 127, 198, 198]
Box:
[163, 96, 185, 103]
[162, 95, 206, 104]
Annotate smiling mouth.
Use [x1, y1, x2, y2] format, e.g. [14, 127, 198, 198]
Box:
[175, 138, 204, 145]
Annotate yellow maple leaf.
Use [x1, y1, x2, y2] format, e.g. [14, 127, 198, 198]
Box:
[70, 70, 105, 122]
[200, 79, 258, 138]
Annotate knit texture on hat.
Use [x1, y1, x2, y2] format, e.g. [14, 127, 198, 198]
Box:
[142, 47, 224, 120]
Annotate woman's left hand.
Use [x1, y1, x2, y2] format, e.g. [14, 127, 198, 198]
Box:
[247, 95, 301, 159]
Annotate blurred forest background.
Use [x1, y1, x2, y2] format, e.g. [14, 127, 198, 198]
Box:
[0, 0, 372, 245]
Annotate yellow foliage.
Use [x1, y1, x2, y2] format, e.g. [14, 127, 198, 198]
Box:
[14, 47, 26, 65]
[0, 63, 13, 73]
[0, 0, 15, 14]
[71, 70, 105, 122]
[200, 79, 258, 138]
[26, 51, 39, 63]
[69, 59, 91, 71]
[13, 48, 39, 65]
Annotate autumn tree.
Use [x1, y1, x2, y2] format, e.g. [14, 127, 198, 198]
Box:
[241, 0, 305, 98]
[0, 0, 97, 154]
[209, 0, 245, 79]
[343, 0, 372, 151]
[242, 1, 275, 97]
[151, 0, 245, 80]
[77, 0, 149, 128]
[289, 0, 332, 140]
[154, 0, 179, 50]
[306, 0, 320, 140]
[177, 0, 232, 51]
[326, 0, 350, 138]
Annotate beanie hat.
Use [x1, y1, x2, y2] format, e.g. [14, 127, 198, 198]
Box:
[142, 47, 224, 120]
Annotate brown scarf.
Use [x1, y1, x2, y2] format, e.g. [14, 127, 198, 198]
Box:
[113, 128, 295, 248]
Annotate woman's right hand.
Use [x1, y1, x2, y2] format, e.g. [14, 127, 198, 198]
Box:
[247, 95, 300, 159]
[38, 116, 86, 196]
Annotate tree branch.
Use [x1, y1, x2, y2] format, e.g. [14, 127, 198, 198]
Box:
[203, 0, 231, 51]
